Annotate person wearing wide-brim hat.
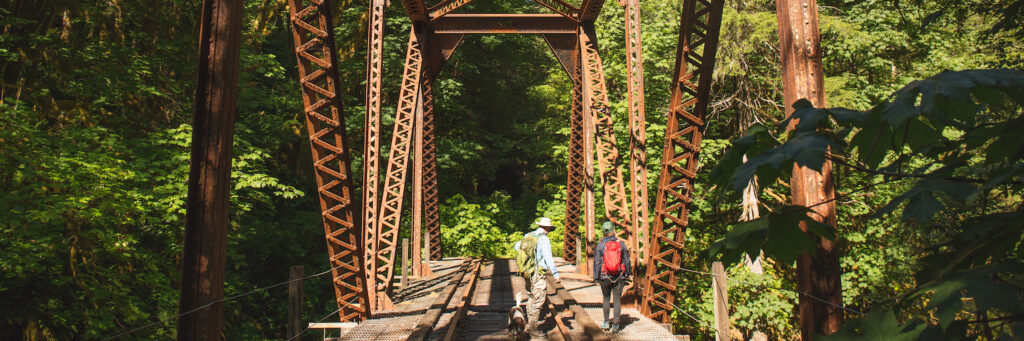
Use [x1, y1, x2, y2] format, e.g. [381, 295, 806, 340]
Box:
[514, 216, 560, 339]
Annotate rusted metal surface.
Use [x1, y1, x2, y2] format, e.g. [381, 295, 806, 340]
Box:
[530, 0, 581, 21]
[363, 0, 386, 312]
[376, 29, 424, 298]
[403, 0, 429, 22]
[412, 85, 425, 277]
[623, 0, 648, 263]
[580, 26, 632, 243]
[428, 0, 477, 20]
[441, 260, 483, 341]
[579, 0, 607, 21]
[407, 259, 478, 341]
[543, 33, 582, 265]
[287, 0, 370, 321]
[640, 0, 724, 324]
[338, 258, 465, 340]
[422, 80, 443, 262]
[432, 14, 578, 34]
[423, 32, 463, 262]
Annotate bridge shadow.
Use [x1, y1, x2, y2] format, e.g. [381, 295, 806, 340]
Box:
[394, 261, 465, 302]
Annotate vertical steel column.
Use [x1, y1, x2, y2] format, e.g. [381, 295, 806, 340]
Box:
[564, 64, 584, 265]
[375, 29, 423, 298]
[411, 84, 425, 276]
[287, 0, 370, 321]
[639, 0, 724, 324]
[423, 33, 463, 262]
[422, 77, 442, 261]
[362, 0, 386, 312]
[579, 25, 632, 241]
[545, 33, 584, 266]
[624, 0, 649, 261]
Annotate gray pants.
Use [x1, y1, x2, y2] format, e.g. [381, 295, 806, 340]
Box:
[527, 273, 547, 337]
[599, 277, 624, 324]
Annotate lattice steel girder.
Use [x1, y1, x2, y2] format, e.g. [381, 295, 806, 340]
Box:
[423, 31, 463, 261]
[530, 0, 581, 21]
[432, 14, 578, 34]
[362, 0, 386, 312]
[429, 0, 477, 20]
[579, 0, 608, 21]
[543, 33, 582, 264]
[375, 29, 424, 296]
[639, 0, 724, 324]
[543, 34, 581, 84]
[624, 0, 649, 262]
[579, 25, 632, 242]
[287, 0, 369, 322]
[402, 0, 428, 22]
[421, 77, 443, 261]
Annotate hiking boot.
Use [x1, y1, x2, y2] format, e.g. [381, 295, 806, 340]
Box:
[601, 321, 610, 330]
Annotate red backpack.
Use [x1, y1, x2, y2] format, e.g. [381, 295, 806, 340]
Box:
[601, 239, 624, 276]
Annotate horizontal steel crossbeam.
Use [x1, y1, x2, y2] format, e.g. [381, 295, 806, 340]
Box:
[432, 14, 578, 34]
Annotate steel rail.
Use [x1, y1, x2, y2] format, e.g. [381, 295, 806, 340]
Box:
[406, 259, 478, 341]
[441, 259, 484, 341]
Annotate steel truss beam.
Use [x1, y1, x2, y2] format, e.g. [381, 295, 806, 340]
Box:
[362, 0, 386, 312]
[543, 34, 582, 265]
[375, 29, 424, 299]
[580, 26, 632, 244]
[403, 0, 428, 22]
[286, 0, 369, 322]
[623, 0, 649, 261]
[579, 0, 607, 21]
[432, 14, 578, 34]
[531, 0, 581, 21]
[429, 0, 477, 20]
[640, 0, 724, 324]
[423, 33, 463, 261]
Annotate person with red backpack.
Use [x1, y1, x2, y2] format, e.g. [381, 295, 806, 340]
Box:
[592, 221, 632, 333]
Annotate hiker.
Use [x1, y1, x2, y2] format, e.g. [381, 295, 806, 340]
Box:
[514, 217, 560, 339]
[593, 221, 631, 333]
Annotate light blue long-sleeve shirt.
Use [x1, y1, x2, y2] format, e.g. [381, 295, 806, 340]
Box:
[514, 227, 560, 279]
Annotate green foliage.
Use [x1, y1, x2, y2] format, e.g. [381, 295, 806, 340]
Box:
[1, 0, 1023, 339]
[710, 70, 1024, 339]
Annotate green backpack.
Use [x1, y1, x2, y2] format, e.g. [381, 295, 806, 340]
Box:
[516, 232, 540, 281]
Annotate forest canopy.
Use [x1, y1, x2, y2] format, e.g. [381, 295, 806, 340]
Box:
[1, 0, 1022, 339]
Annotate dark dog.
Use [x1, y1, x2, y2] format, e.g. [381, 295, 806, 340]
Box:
[507, 292, 528, 340]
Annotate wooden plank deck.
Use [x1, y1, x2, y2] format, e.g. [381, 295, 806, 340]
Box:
[331, 258, 682, 341]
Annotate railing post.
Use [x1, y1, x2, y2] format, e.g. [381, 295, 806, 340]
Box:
[712, 261, 730, 341]
[402, 238, 410, 290]
[288, 266, 304, 339]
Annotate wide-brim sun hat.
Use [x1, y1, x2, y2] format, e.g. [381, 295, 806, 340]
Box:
[535, 217, 555, 227]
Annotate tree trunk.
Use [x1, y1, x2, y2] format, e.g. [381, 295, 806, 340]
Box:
[775, 0, 844, 338]
[177, 0, 242, 339]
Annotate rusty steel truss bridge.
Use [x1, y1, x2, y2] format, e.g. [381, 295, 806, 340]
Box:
[285, 0, 724, 324]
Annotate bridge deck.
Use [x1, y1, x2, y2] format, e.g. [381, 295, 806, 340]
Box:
[334, 258, 682, 341]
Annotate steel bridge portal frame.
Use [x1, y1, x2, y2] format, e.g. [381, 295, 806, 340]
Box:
[286, 0, 724, 323]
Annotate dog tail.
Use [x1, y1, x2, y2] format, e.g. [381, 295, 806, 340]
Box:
[515, 291, 523, 307]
